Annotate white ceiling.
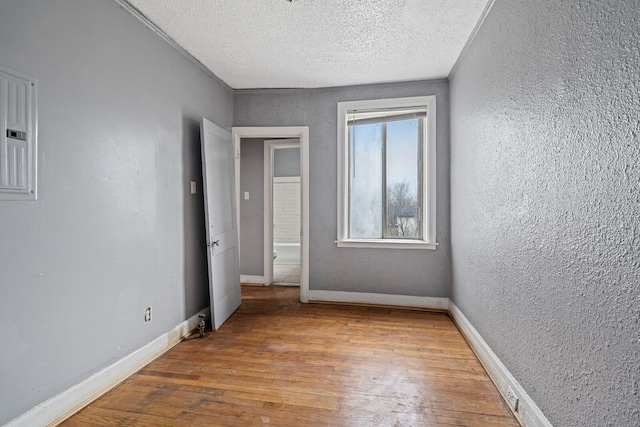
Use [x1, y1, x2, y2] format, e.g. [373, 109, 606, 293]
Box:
[125, 0, 490, 89]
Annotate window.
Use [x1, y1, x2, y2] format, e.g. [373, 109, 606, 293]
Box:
[337, 96, 436, 249]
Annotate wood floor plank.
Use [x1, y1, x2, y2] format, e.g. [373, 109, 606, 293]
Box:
[60, 285, 519, 426]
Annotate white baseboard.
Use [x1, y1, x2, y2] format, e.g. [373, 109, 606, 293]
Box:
[5, 308, 210, 427]
[307, 290, 449, 311]
[240, 275, 265, 284]
[7, 292, 551, 427]
[449, 302, 552, 427]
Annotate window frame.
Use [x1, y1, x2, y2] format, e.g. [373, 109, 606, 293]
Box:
[336, 96, 437, 250]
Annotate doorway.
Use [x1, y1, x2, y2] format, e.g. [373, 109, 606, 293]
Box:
[232, 127, 310, 303]
[266, 140, 301, 286]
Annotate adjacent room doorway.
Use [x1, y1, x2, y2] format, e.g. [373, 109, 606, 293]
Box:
[265, 139, 301, 286]
[232, 127, 310, 303]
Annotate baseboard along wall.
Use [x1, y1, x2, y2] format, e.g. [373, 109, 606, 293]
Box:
[5, 308, 210, 427]
[309, 290, 551, 427]
[448, 302, 552, 427]
[8, 293, 552, 427]
[307, 290, 450, 311]
[240, 275, 265, 284]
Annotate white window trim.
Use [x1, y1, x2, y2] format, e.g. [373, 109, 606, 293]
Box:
[336, 96, 437, 250]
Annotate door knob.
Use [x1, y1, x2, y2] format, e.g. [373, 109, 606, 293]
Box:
[213, 240, 220, 247]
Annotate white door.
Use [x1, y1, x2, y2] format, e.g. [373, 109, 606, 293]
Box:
[201, 118, 242, 330]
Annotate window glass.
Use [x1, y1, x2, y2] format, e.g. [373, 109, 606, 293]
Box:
[386, 118, 420, 238]
[349, 123, 383, 238]
[347, 116, 422, 240]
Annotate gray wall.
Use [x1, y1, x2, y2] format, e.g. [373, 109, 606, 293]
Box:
[239, 138, 265, 276]
[449, 1, 640, 426]
[274, 146, 300, 177]
[235, 80, 450, 297]
[0, 0, 232, 424]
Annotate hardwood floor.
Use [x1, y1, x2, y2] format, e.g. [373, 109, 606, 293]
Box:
[61, 286, 519, 426]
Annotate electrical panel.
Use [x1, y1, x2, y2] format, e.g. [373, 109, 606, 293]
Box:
[0, 64, 37, 200]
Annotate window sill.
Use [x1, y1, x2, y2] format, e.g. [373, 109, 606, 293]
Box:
[336, 239, 438, 250]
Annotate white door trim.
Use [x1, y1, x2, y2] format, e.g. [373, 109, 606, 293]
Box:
[264, 139, 301, 286]
[232, 127, 310, 303]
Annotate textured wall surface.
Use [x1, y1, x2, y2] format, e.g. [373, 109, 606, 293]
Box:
[450, 1, 640, 426]
[235, 80, 450, 297]
[0, 0, 232, 423]
[274, 147, 300, 178]
[239, 138, 265, 276]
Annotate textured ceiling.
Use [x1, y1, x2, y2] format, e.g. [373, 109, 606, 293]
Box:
[125, 0, 490, 89]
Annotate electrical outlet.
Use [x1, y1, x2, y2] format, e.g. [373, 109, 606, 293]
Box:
[244, 191, 250, 200]
[506, 386, 519, 411]
[190, 181, 197, 194]
[144, 307, 152, 323]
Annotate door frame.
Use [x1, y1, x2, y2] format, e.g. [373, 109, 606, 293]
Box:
[232, 127, 310, 303]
